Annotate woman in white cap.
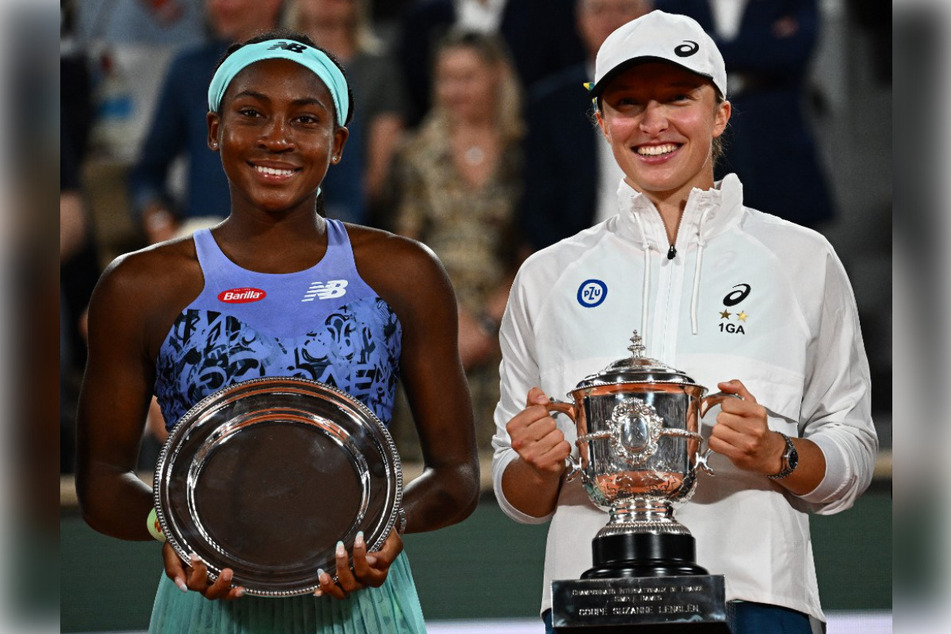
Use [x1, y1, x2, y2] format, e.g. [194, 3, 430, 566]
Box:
[76, 30, 478, 633]
[491, 10, 876, 634]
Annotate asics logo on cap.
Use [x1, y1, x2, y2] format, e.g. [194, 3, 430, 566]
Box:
[675, 40, 699, 57]
[302, 279, 348, 302]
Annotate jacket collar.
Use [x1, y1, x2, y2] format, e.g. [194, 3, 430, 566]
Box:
[615, 173, 745, 250]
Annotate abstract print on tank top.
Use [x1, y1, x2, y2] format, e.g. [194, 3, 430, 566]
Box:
[149, 222, 425, 632]
[154, 220, 401, 430]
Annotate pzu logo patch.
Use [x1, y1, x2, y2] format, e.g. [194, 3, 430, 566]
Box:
[577, 279, 607, 308]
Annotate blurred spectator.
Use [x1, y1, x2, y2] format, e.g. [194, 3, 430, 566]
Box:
[286, 0, 409, 226]
[61, 147, 101, 475]
[519, 0, 651, 252]
[60, 135, 99, 399]
[391, 30, 524, 454]
[61, 2, 102, 473]
[395, 0, 585, 126]
[656, 0, 836, 228]
[127, 0, 284, 244]
[72, 0, 206, 47]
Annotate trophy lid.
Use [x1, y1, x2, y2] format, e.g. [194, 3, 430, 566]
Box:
[575, 331, 702, 388]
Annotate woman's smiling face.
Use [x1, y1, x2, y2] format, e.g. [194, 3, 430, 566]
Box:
[434, 46, 498, 125]
[597, 62, 730, 202]
[207, 57, 349, 217]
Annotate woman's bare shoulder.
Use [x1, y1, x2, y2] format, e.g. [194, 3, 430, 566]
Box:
[349, 225, 445, 278]
[92, 237, 203, 318]
[100, 237, 199, 288]
[347, 225, 455, 312]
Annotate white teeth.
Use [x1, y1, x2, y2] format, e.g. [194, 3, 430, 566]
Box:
[636, 144, 678, 156]
[255, 165, 295, 176]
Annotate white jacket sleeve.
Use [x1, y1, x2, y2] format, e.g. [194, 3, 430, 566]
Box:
[796, 248, 879, 514]
[490, 268, 554, 524]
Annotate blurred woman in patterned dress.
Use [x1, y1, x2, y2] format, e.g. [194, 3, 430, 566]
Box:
[392, 29, 525, 455]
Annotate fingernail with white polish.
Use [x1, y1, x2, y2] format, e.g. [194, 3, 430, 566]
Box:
[176, 579, 188, 592]
[336, 541, 345, 557]
[355, 531, 365, 547]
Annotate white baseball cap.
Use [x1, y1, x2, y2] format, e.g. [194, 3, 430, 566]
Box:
[590, 10, 727, 98]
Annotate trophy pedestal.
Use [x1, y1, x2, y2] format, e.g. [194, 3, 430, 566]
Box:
[583, 532, 710, 578]
[546, 331, 735, 631]
[551, 574, 730, 633]
[553, 531, 731, 632]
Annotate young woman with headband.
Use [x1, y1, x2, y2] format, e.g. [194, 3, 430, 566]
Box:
[76, 31, 479, 633]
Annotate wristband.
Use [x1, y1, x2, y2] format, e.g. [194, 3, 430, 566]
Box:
[395, 507, 407, 535]
[147, 507, 166, 542]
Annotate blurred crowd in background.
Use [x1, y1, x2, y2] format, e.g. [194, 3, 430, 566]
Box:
[59, 0, 892, 476]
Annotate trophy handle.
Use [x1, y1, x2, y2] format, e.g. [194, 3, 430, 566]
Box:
[696, 392, 743, 476]
[544, 400, 584, 482]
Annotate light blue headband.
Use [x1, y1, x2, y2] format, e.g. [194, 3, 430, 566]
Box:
[207, 39, 350, 126]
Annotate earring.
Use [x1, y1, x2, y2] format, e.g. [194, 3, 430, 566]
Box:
[211, 140, 219, 149]
[332, 155, 339, 163]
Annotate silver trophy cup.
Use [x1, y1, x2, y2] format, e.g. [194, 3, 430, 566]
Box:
[548, 330, 733, 578]
[549, 332, 733, 632]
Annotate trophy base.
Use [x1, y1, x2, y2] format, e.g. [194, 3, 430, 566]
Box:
[551, 574, 730, 633]
[582, 532, 709, 579]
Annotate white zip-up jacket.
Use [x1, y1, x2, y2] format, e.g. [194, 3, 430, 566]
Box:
[491, 174, 878, 623]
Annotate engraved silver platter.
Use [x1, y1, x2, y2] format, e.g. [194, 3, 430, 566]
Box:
[153, 377, 402, 597]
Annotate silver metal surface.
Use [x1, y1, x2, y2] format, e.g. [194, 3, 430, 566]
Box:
[153, 377, 402, 597]
[550, 331, 727, 536]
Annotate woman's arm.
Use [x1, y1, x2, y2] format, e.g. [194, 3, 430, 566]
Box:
[74, 254, 163, 540]
[356, 231, 481, 533]
[75, 243, 200, 539]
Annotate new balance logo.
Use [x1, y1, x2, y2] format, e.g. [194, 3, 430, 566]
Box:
[302, 279, 349, 302]
[267, 41, 308, 54]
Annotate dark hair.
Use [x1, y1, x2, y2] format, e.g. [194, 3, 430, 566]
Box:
[214, 29, 354, 127]
[710, 92, 728, 165]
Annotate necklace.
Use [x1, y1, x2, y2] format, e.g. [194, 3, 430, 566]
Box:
[463, 145, 486, 166]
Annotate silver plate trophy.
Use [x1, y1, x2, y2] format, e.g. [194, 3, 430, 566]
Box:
[153, 377, 402, 597]
[549, 331, 733, 632]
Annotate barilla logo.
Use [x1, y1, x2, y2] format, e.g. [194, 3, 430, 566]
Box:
[218, 287, 267, 303]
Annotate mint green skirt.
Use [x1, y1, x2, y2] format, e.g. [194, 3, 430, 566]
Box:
[148, 552, 426, 633]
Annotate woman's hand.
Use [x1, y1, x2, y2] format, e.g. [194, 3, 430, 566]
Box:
[314, 529, 403, 599]
[507, 388, 571, 480]
[162, 542, 245, 600]
[708, 379, 785, 475]
[498, 388, 571, 518]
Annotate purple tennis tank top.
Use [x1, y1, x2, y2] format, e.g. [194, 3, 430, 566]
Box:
[154, 220, 402, 430]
